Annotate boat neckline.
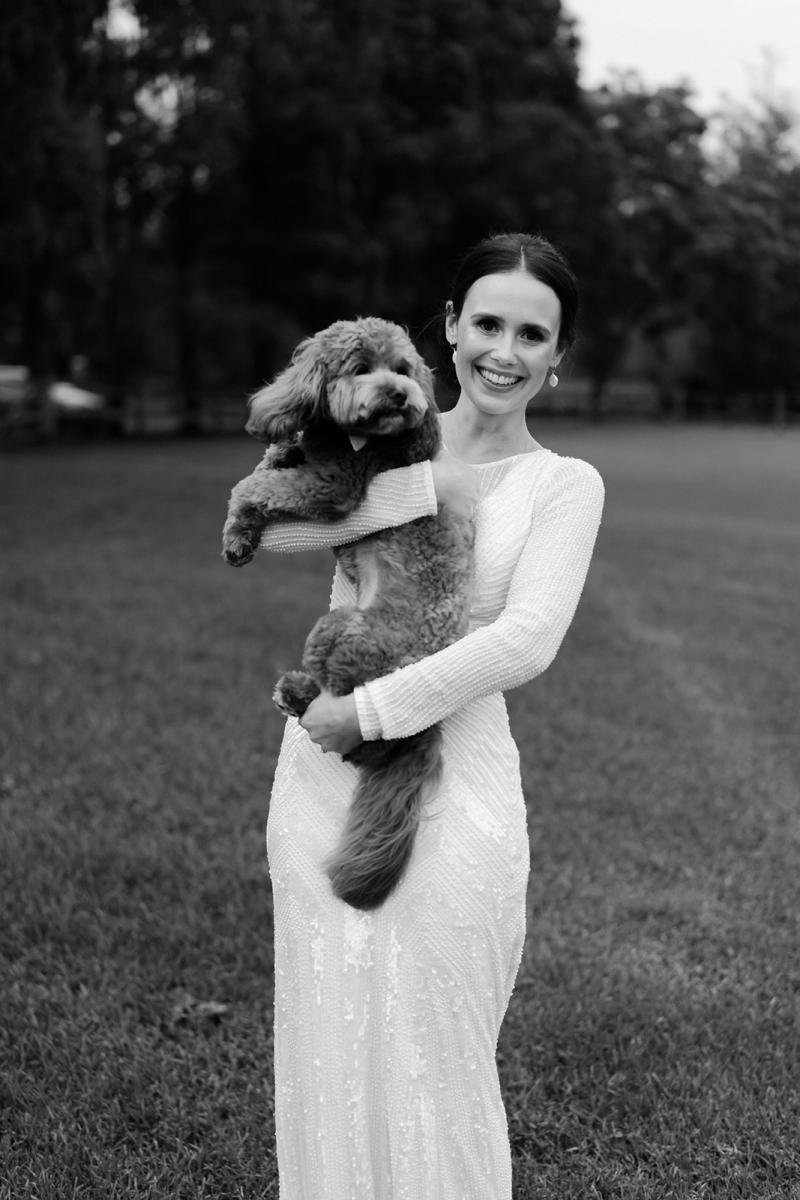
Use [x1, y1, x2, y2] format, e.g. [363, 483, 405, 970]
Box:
[441, 443, 552, 468]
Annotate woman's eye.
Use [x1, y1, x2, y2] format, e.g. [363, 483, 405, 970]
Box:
[476, 318, 498, 332]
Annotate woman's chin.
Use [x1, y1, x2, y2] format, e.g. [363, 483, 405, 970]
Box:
[467, 382, 537, 413]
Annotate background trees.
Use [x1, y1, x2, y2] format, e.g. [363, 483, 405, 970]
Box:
[579, 77, 710, 415]
[1, 0, 798, 427]
[694, 96, 800, 421]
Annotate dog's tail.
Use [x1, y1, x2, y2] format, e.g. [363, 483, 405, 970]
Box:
[325, 726, 442, 910]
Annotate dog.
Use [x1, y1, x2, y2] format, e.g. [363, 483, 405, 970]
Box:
[222, 317, 475, 909]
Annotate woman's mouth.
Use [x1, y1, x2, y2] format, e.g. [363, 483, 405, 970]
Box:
[476, 366, 523, 389]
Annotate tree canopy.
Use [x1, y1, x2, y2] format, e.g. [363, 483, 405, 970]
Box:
[1, 0, 798, 427]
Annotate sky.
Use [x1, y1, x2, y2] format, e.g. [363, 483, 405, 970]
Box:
[563, 0, 800, 117]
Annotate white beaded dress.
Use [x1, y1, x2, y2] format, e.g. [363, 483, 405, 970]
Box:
[261, 446, 604, 1200]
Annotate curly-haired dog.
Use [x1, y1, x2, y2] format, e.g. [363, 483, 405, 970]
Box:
[222, 317, 475, 910]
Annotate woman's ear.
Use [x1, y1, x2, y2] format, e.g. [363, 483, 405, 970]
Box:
[444, 302, 458, 346]
[245, 334, 327, 442]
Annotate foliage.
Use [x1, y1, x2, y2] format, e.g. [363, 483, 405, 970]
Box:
[1, 1, 799, 423]
[583, 74, 800, 418]
[0, 1, 110, 377]
[694, 97, 800, 420]
[580, 76, 710, 409]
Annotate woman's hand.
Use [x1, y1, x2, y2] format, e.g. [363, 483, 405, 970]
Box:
[299, 691, 363, 756]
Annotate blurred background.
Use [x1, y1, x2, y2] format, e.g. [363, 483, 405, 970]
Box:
[3, 5, 800, 1198]
[1, 0, 800, 440]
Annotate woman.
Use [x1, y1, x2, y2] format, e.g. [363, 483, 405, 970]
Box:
[260, 232, 604, 1199]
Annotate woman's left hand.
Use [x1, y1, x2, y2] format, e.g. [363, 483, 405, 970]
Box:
[299, 691, 363, 756]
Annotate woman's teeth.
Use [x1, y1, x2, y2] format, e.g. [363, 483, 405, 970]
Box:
[477, 367, 521, 388]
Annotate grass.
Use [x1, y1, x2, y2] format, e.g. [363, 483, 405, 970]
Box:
[1, 423, 799, 1199]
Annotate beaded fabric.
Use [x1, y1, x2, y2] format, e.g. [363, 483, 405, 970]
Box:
[261, 447, 604, 1199]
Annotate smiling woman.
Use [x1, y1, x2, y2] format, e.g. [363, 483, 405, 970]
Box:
[259, 231, 603, 1200]
[448, 272, 562, 412]
[441, 233, 580, 462]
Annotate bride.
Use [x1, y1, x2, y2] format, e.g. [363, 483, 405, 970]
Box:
[258, 231, 604, 1199]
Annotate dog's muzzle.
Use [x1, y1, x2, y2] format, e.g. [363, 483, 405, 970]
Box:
[329, 370, 428, 430]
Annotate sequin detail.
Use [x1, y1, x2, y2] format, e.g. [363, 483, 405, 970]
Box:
[266, 450, 604, 1199]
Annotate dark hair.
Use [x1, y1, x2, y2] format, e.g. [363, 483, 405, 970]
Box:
[448, 232, 579, 352]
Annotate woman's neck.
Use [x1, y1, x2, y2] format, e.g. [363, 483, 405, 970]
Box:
[439, 401, 542, 464]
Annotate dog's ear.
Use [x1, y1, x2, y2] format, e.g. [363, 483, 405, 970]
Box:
[417, 403, 442, 457]
[414, 356, 436, 406]
[245, 334, 327, 442]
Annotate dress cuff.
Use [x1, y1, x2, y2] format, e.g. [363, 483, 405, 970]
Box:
[354, 686, 383, 741]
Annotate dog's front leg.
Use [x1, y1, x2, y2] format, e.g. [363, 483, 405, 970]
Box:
[222, 460, 371, 566]
[223, 446, 307, 565]
[221, 472, 272, 566]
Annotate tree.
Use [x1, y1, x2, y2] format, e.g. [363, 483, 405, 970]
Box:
[695, 94, 800, 420]
[239, 0, 600, 343]
[578, 74, 710, 413]
[0, 1, 109, 381]
[110, 0, 252, 428]
[3, 0, 665, 426]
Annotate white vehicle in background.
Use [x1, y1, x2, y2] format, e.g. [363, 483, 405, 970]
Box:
[0, 364, 113, 440]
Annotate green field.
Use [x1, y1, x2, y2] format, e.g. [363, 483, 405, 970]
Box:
[1, 424, 798, 1199]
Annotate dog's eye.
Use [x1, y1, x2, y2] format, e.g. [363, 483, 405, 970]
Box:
[395, 362, 410, 376]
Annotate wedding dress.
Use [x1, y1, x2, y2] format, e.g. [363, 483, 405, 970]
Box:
[261, 448, 604, 1199]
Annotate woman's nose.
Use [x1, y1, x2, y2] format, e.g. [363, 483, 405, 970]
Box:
[490, 335, 516, 363]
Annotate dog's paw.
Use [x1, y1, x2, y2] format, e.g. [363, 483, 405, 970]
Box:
[273, 672, 319, 718]
[222, 533, 257, 567]
[272, 680, 297, 716]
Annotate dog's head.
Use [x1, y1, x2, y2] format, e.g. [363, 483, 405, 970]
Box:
[245, 317, 435, 443]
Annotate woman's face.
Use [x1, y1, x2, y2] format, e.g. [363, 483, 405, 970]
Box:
[446, 270, 563, 417]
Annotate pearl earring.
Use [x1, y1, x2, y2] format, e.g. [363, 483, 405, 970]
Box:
[548, 368, 559, 389]
[451, 343, 457, 364]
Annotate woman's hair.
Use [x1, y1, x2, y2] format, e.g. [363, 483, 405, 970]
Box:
[448, 232, 579, 352]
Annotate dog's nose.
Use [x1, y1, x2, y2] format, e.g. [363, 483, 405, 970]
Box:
[386, 387, 407, 407]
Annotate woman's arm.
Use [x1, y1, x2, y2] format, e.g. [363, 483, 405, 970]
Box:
[257, 453, 479, 552]
[258, 461, 436, 552]
[353, 457, 604, 740]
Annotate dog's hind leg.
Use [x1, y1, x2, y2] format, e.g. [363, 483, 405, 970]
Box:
[275, 605, 395, 721]
[302, 607, 411, 698]
[273, 671, 320, 718]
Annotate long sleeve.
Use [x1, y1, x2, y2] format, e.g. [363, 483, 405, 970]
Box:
[354, 456, 604, 740]
[258, 461, 438, 553]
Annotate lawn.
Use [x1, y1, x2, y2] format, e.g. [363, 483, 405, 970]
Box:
[1, 423, 798, 1199]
